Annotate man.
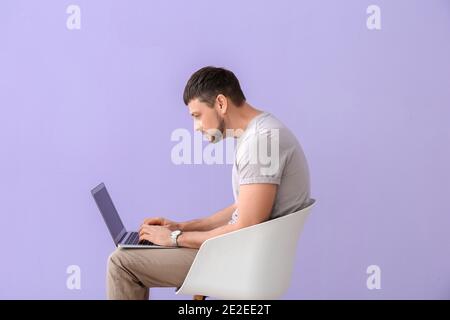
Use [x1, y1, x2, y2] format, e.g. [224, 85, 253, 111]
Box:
[107, 66, 311, 299]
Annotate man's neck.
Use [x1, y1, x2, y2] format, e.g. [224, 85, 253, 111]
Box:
[225, 102, 263, 137]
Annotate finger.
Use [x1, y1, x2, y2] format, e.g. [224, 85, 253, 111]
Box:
[139, 226, 150, 237]
[139, 233, 151, 242]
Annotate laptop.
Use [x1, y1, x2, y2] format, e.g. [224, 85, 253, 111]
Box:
[91, 182, 174, 249]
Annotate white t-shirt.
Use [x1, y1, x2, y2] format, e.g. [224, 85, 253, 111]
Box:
[229, 112, 311, 224]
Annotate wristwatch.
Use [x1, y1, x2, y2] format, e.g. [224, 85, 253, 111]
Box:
[170, 230, 182, 247]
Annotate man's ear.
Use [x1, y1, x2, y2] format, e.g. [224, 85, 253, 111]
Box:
[216, 94, 228, 115]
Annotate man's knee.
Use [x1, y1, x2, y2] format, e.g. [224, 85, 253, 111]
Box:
[107, 248, 128, 271]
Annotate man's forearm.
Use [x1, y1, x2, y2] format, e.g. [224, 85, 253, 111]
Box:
[177, 222, 240, 249]
[178, 203, 237, 232]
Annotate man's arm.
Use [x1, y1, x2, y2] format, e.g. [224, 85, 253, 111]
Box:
[177, 184, 277, 249]
[178, 203, 237, 232]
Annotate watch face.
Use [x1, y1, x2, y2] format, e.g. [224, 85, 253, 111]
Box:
[171, 230, 181, 246]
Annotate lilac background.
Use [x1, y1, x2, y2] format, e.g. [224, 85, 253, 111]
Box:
[0, 0, 449, 299]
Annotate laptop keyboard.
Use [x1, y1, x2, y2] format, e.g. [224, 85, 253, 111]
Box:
[124, 232, 154, 246]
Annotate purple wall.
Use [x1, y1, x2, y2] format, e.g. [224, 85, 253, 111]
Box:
[0, 0, 449, 299]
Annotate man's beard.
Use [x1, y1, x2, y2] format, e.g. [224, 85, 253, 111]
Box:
[206, 114, 225, 144]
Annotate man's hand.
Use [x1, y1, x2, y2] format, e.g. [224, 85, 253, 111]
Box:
[139, 225, 175, 247]
[143, 217, 179, 231]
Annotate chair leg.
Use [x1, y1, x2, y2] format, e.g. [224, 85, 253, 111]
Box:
[193, 295, 207, 300]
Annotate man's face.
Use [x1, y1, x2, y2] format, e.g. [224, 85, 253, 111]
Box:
[188, 98, 225, 143]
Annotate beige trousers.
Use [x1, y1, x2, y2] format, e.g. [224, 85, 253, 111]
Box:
[106, 247, 198, 299]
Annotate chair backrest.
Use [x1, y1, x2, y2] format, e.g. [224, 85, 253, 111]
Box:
[176, 199, 316, 300]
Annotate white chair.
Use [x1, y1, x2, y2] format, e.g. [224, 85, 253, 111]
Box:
[176, 199, 316, 300]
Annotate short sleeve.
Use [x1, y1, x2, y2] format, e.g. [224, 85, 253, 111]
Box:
[236, 128, 286, 185]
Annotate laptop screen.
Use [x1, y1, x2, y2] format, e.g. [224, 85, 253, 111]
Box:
[91, 183, 126, 244]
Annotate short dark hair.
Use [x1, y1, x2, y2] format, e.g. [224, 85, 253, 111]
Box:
[183, 66, 246, 107]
